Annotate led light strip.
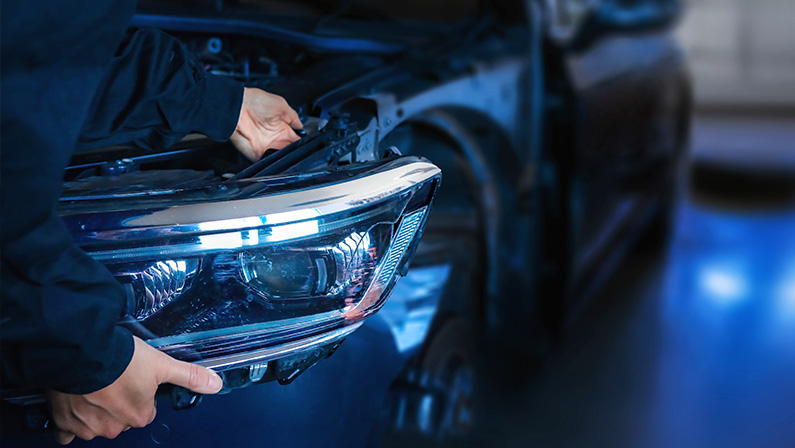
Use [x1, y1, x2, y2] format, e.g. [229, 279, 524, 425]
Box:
[373, 207, 427, 287]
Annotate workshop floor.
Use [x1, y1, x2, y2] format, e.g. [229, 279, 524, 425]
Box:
[472, 113, 795, 448]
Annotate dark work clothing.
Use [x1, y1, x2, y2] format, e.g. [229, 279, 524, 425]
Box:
[1, 1, 244, 394]
[77, 27, 244, 152]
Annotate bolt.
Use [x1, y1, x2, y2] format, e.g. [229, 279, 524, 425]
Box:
[327, 111, 351, 137]
[207, 37, 223, 54]
[101, 158, 136, 177]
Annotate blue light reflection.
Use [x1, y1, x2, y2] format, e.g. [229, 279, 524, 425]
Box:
[697, 262, 749, 305]
[653, 196, 795, 447]
[378, 264, 451, 354]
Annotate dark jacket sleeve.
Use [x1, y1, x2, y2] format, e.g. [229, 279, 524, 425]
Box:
[0, 0, 138, 394]
[75, 28, 245, 152]
[0, 218, 135, 395]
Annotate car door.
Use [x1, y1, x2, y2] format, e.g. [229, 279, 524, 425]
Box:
[548, 0, 685, 289]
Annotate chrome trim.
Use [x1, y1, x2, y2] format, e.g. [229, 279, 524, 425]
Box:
[0, 324, 361, 404]
[79, 160, 438, 237]
[145, 310, 343, 348]
[128, 161, 438, 227]
[88, 205, 391, 262]
[65, 158, 440, 262]
[194, 323, 362, 371]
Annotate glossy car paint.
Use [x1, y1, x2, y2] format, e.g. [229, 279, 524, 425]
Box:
[558, 32, 690, 309]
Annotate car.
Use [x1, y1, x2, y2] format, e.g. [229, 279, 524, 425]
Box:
[0, 0, 691, 446]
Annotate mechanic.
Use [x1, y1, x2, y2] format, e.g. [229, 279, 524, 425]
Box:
[0, 2, 302, 444]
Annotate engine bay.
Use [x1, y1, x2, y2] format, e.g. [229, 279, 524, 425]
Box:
[63, 26, 396, 195]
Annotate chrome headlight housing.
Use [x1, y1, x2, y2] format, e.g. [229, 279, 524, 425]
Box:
[60, 157, 440, 374]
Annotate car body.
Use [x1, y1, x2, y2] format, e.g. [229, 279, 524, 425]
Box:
[0, 0, 691, 446]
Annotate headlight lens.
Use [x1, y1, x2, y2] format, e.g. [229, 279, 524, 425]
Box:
[239, 228, 382, 303]
[61, 157, 440, 371]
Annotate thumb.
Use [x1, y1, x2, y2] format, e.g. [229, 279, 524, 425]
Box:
[160, 357, 223, 394]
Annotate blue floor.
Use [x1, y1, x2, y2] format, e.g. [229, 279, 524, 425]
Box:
[648, 199, 795, 447]
[475, 114, 795, 448]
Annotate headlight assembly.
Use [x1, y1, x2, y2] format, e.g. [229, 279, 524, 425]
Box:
[59, 157, 440, 378]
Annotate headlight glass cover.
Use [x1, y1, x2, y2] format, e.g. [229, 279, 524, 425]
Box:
[59, 157, 440, 371]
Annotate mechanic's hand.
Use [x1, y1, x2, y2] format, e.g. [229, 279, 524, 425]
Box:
[48, 336, 223, 445]
[230, 87, 303, 161]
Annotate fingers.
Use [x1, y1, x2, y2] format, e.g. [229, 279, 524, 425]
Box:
[160, 357, 223, 394]
[97, 422, 129, 440]
[54, 430, 75, 445]
[61, 403, 134, 441]
[77, 406, 127, 439]
[231, 88, 303, 160]
[230, 122, 300, 160]
[264, 89, 301, 130]
[49, 394, 93, 443]
[230, 135, 257, 162]
[270, 127, 301, 150]
[148, 403, 158, 426]
[46, 338, 165, 443]
[55, 419, 127, 442]
[53, 417, 95, 443]
[285, 106, 303, 130]
[286, 126, 301, 141]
